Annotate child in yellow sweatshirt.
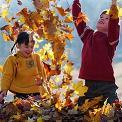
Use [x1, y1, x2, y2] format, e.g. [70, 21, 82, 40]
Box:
[0, 31, 47, 101]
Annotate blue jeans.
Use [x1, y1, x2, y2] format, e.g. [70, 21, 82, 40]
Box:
[78, 80, 118, 106]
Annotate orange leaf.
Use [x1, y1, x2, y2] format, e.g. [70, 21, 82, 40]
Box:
[76, 12, 88, 26]
[65, 33, 73, 40]
[0, 65, 3, 73]
[56, 6, 68, 16]
[64, 16, 73, 23]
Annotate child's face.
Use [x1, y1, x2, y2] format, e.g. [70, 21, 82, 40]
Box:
[96, 14, 110, 33]
[17, 41, 35, 58]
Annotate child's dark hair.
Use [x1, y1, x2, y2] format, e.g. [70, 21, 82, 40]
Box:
[11, 31, 29, 53]
[100, 10, 108, 16]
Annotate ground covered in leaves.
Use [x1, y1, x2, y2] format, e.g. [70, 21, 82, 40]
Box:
[0, 96, 122, 122]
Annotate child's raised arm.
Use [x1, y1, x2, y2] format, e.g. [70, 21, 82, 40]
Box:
[108, 0, 120, 57]
[72, 0, 92, 43]
[72, 0, 81, 22]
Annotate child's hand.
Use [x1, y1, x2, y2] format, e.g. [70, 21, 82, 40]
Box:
[35, 77, 43, 86]
[112, 0, 117, 5]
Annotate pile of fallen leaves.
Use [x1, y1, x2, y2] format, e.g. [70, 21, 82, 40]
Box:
[0, 95, 122, 122]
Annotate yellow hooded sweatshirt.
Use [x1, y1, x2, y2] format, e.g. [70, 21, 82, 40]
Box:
[1, 52, 47, 94]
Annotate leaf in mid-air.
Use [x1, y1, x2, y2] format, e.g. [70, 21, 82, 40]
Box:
[0, 65, 3, 73]
[119, 8, 122, 17]
[1, 9, 9, 18]
[64, 15, 73, 23]
[6, 0, 12, 3]
[75, 12, 88, 26]
[1, 33, 10, 41]
[56, 6, 68, 16]
[72, 80, 88, 96]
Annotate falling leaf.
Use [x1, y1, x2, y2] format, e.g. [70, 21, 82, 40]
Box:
[61, 25, 73, 33]
[56, 6, 68, 16]
[6, 0, 12, 3]
[1, 9, 9, 18]
[52, 38, 66, 64]
[64, 15, 73, 23]
[65, 33, 73, 40]
[72, 80, 88, 96]
[1, 33, 10, 41]
[64, 61, 73, 75]
[0, 65, 3, 73]
[1, 25, 11, 31]
[75, 12, 88, 26]
[17, 0, 22, 5]
[119, 8, 122, 17]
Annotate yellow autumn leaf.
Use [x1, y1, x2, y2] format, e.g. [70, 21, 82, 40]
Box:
[54, 76, 61, 83]
[106, 7, 122, 17]
[52, 39, 65, 63]
[47, 50, 54, 60]
[64, 15, 73, 23]
[0, 65, 3, 73]
[1, 9, 9, 18]
[72, 81, 88, 96]
[62, 84, 69, 90]
[34, 43, 39, 48]
[30, 105, 41, 114]
[119, 8, 122, 17]
[101, 103, 114, 117]
[18, 16, 25, 23]
[55, 99, 63, 111]
[6, 0, 12, 3]
[2, 33, 10, 41]
[64, 61, 73, 75]
[37, 117, 43, 122]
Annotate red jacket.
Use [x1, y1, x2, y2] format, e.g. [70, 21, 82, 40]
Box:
[72, 0, 120, 82]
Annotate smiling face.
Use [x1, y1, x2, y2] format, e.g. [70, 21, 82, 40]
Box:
[96, 13, 110, 34]
[15, 32, 35, 58]
[17, 41, 35, 58]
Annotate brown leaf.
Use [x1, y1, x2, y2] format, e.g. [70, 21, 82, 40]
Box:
[56, 6, 68, 16]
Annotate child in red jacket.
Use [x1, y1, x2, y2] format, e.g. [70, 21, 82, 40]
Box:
[72, 0, 120, 106]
